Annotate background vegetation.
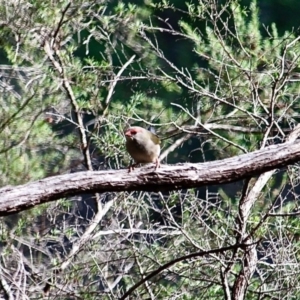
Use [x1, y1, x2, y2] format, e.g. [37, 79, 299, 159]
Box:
[1, 0, 300, 299]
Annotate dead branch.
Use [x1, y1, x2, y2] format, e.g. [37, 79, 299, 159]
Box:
[0, 140, 300, 216]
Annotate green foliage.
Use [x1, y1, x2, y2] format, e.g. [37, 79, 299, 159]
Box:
[1, 0, 300, 299]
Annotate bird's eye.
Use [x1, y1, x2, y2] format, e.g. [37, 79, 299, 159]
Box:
[131, 130, 137, 135]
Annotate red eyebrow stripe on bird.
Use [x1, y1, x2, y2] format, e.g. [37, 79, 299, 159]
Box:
[125, 129, 137, 136]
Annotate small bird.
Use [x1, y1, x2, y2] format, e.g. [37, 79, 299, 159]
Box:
[125, 126, 160, 172]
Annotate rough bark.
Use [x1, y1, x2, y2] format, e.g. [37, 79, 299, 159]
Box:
[1, 140, 300, 216]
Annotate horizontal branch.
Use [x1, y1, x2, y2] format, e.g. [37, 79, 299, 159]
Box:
[1, 140, 300, 216]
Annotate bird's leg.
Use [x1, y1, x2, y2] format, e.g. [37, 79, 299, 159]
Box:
[128, 160, 159, 173]
[154, 158, 160, 170]
[128, 164, 134, 173]
[128, 161, 138, 173]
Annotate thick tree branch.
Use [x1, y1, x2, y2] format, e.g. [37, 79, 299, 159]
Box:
[230, 124, 300, 299]
[1, 140, 300, 216]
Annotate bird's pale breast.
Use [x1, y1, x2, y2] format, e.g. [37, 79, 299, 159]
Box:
[126, 138, 160, 163]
